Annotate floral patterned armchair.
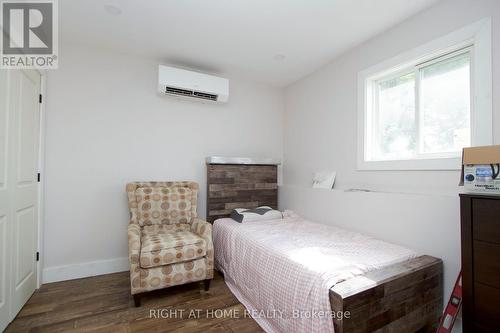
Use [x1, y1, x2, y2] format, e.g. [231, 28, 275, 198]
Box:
[126, 181, 213, 306]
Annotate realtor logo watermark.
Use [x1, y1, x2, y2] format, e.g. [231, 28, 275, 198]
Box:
[1, 0, 58, 69]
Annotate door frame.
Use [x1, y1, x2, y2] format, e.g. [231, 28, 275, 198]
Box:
[36, 70, 46, 289]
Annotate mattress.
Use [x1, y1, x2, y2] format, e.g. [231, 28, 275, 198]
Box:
[213, 215, 417, 333]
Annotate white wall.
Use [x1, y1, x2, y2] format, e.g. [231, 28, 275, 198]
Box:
[281, 0, 500, 327]
[42, 45, 283, 282]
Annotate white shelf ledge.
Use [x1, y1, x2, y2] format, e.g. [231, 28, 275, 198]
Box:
[206, 156, 281, 165]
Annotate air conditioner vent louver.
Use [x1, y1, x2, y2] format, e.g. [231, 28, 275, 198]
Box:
[166, 87, 193, 97]
[165, 87, 218, 101]
[193, 91, 217, 101]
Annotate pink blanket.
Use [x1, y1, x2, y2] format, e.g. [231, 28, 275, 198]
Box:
[213, 216, 417, 333]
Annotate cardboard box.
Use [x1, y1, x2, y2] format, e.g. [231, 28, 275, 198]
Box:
[460, 145, 500, 194]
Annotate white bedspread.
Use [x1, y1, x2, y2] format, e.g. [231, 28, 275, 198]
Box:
[213, 216, 417, 333]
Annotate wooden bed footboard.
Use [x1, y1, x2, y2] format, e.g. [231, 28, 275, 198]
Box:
[329, 255, 443, 333]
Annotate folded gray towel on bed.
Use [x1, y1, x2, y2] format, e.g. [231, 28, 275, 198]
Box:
[230, 206, 283, 223]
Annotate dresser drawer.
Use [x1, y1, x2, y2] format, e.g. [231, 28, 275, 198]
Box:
[473, 240, 500, 288]
[474, 282, 500, 329]
[472, 198, 500, 244]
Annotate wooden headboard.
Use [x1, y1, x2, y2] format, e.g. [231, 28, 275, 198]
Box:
[206, 157, 279, 223]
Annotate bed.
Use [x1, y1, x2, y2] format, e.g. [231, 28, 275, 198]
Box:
[213, 215, 443, 333]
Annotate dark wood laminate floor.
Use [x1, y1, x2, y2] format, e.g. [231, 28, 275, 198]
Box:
[6, 271, 264, 333]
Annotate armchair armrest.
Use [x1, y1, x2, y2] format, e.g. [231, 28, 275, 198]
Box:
[128, 223, 141, 261]
[128, 223, 141, 294]
[191, 218, 214, 279]
[127, 192, 141, 264]
[191, 218, 211, 238]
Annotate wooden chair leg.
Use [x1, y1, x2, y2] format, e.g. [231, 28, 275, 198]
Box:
[203, 279, 211, 291]
[133, 294, 141, 307]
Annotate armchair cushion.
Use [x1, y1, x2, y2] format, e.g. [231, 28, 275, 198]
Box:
[135, 186, 193, 226]
[140, 230, 206, 268]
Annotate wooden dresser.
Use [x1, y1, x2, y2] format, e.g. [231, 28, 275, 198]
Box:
[460, 194, 500, 332]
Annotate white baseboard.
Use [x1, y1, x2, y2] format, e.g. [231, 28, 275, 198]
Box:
[42, 257, 129, 284]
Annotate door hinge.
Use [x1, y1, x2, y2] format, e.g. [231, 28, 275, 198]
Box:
[36, 252, 40, 262]
[37, 173, 41, 182]
[39, 94, 42, 104]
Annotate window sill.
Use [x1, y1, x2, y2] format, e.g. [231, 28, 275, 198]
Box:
[357, 156, 461, 171]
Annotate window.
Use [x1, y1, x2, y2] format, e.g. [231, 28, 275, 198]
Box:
[370, 49, 471, 161]
[358, 19, 492, 170]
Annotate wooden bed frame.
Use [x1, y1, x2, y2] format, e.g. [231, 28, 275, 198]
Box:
[206, 160, 279, 223]
[206, 161, 443, 332]
[216, 255, 443, 333]
[329, 255, 443, 333]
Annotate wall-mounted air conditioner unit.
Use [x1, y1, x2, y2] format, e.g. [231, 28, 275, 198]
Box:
[158, 65, 229, 103]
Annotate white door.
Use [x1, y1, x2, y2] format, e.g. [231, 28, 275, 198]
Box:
[0, 69, 12, 332]
[10, 69, 40, 316]
[0, 69, 41, 332]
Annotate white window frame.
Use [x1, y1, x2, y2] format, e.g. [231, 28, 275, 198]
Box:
[357, 18, 492, 171]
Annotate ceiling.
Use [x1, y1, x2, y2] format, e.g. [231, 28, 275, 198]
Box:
[60, 0, 441, 87]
